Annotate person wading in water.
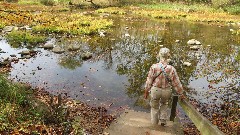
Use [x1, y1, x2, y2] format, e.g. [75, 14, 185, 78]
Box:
[144, 47, 184, 126]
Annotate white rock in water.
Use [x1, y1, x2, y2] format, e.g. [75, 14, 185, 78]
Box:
[175, 40, 180, 43]
[195, 41, 201, 45]
[187, 39, 201, 45]
[3, 26, 14, 32]
[19, 50, 30, 55]
[43, 43, 54, 49]
[187, 39, 196, 45]
[183, 62, 191, 66]
[125, 33, 130, 37]
[52, 46, 65, 54]
[190, 45, 200, 50]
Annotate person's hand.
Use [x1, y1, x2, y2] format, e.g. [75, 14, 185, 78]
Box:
[144, 90, 149, 99]
[179, 94, 186, 100]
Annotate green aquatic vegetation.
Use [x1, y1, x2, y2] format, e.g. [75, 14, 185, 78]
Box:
[31, 13, 113, 35]
[131, 5, 240, 23]
[6, 31, 46, 47]
[32, 25, 63, 34]
[96, 7, 127, 15]
[133, 10, 186, 19]
[18, 0, 41, 5]
[0, 23, 5, 29]
[224, 4, 240, 15]
[0, 7, 113, 36]
[137, 3, 223, 13]
[185, 12, 240, 23]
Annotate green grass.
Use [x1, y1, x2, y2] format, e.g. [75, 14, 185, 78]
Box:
[224, 4, 240, 15]
[0, 74, 33, 131]
[0, 75, 30, 105]
[0, 23, 5, 29]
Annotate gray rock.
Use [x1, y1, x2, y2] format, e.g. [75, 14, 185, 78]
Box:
[20, 25, 32, 31]
[190, 45, 201, 50]
[187, 39, 201, 45]
[52, 46, 65, 54]
[68, 44, 80, 51]
[19, 50, 30, 55]
[43, 43, 54, 49]
[22, 55, 31, 59]
[0, 51, 6, 53]
[175, 40, 180, 43]
[10, 54, 17, 57]
[183, 62, 191, 66]
[82, 51, 92, 60]
[3, 26, 14, 32]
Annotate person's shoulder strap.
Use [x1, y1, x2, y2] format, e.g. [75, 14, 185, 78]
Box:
[159, 63, 171, 82]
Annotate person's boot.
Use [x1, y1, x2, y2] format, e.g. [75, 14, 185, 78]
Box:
[160, 119, 166, 126]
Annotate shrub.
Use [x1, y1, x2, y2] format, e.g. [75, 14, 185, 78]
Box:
[211, 0, 233, 7]
[40, 0, 56, 6]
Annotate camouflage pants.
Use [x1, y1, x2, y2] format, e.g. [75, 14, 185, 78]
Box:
[150, 86, 172, 125]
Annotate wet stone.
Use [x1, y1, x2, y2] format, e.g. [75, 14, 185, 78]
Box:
[19, 50, 30, 55]
[82, 51, 93, 60]
[187, 39, 201, 45]
[68, 44, 80, 51]
[0, 51, 6, 53]
[52, 46, 65, 54]
[3, 26, 14, 32]
[190, 45, 201, 50]
[10, 54, 17, 57]
[43, 43, 54, 49]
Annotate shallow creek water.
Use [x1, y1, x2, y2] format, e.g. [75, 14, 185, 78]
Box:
[0, 14, 239, 116]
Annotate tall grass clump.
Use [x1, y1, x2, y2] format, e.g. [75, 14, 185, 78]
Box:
[0, 75, 29, 105]
[0, 75, 42, 132]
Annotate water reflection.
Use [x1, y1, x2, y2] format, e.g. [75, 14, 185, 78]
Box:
[0, 15, 239, 114]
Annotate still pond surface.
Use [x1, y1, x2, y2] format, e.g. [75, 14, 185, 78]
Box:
[0, 14, 239, 115]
